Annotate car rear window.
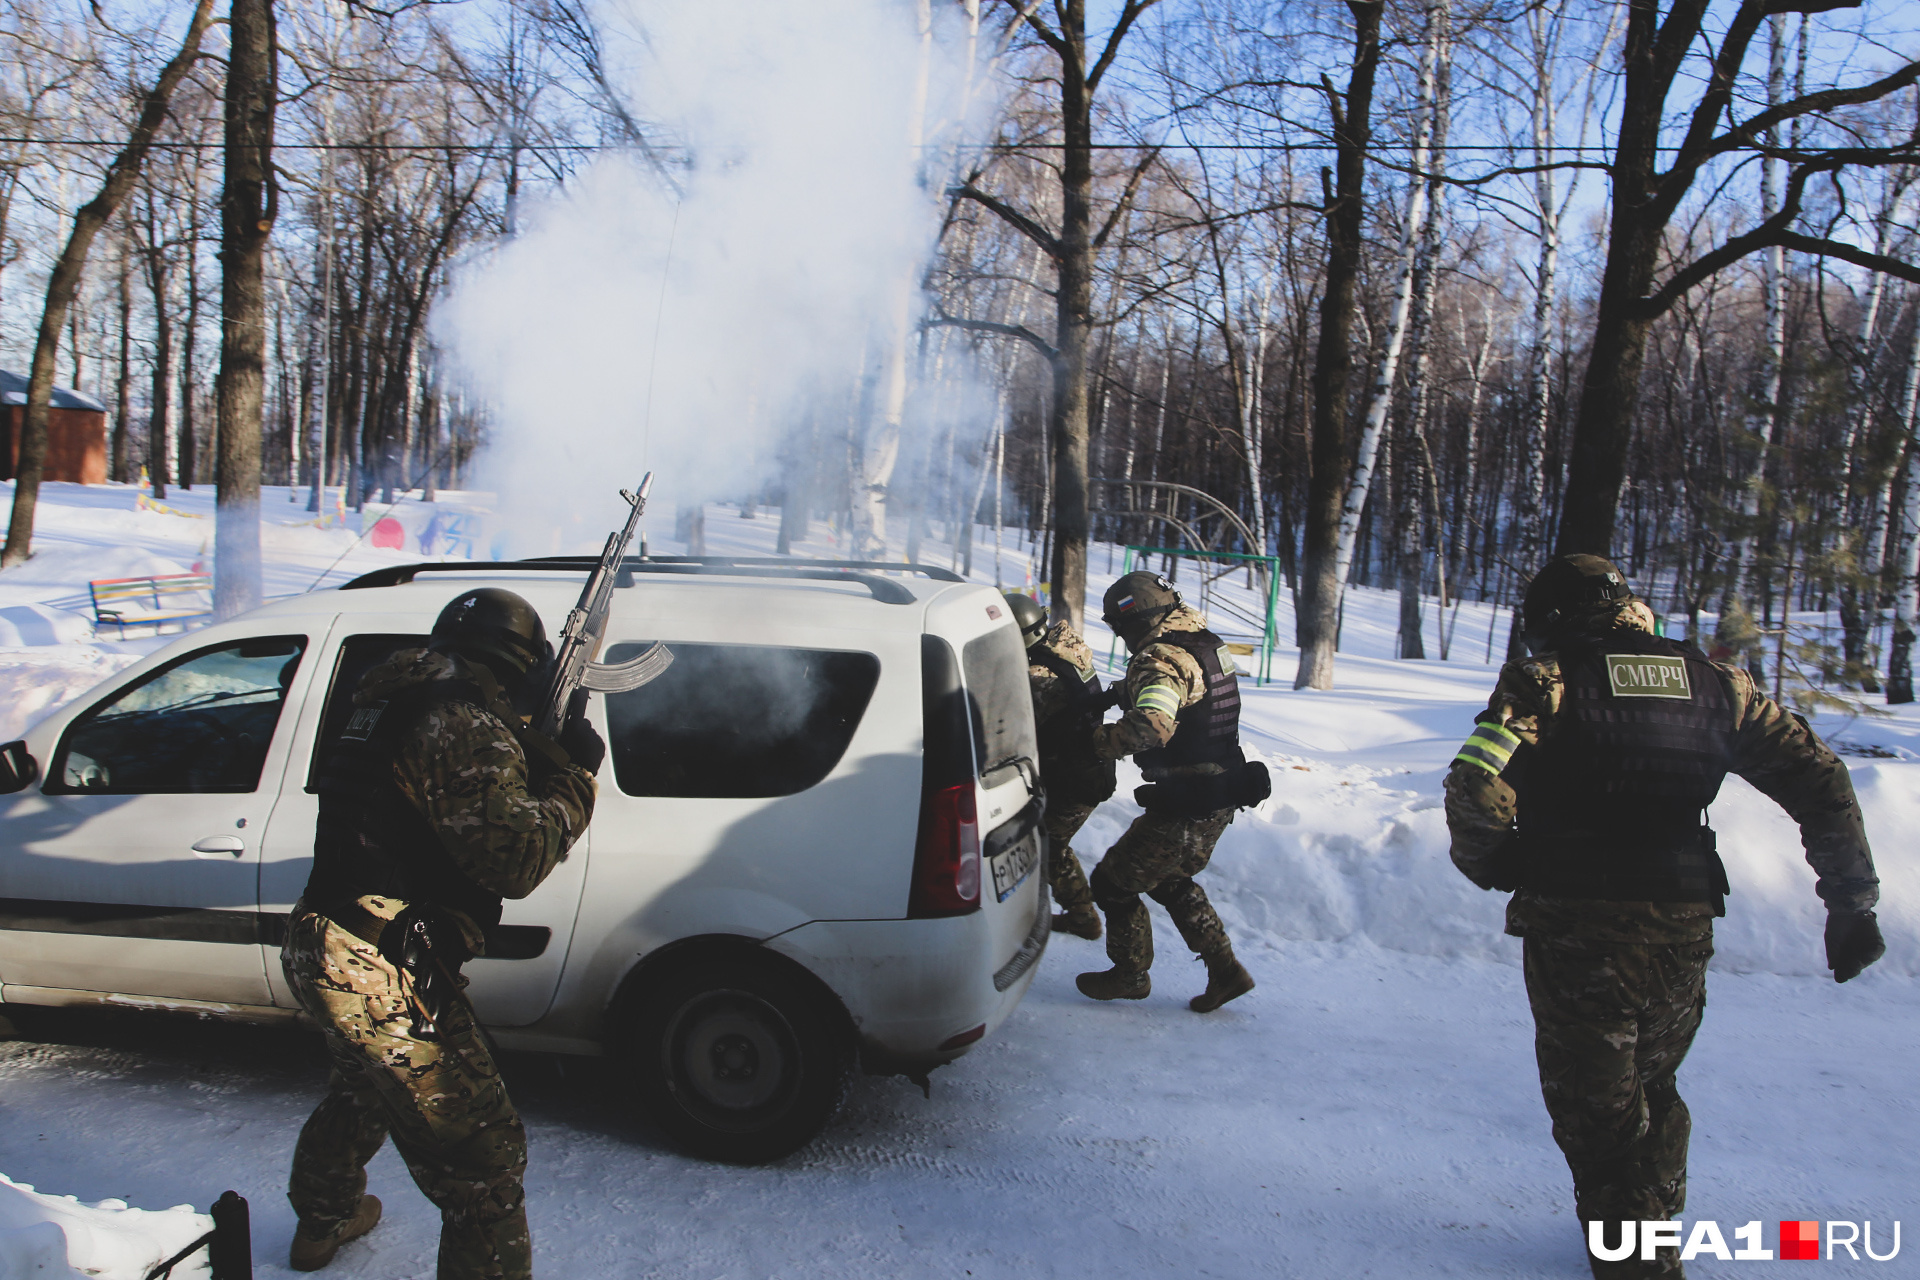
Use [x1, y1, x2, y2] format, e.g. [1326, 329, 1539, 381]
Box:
[961, 626, 1036, 776]
[602, 641, 880, 798]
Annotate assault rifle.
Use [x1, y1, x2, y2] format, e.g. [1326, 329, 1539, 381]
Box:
[533, 474, 674, 738]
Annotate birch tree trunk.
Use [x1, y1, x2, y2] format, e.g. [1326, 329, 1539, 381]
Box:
[1328, 0, 1449, 605]
[145, 250, 173, 498]
[113, 250, 132, 483]
[1450, 304, 1493, 609]
[1294, 1, 1383, 689]
[1514, 2, 1565, 595]
[1395, 20, 1450, 659]
[1884, 303, 1920, 703]
[1, 0, 217, 565]
[1837, 266, 1891, 688]
[1721, 17, 1791, 676]
[1238, 275, 1274, 558]
[1838, 183, 1908, 686]
[850, 0, 933, 560]
[182, 193, 207, 490]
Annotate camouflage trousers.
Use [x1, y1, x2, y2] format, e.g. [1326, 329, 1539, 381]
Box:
[1524, 933, 1712, 1280]
[283, 908, 532, 1280]
[1088, 808, 1235, 973]
[1044, 800, 1097, 916]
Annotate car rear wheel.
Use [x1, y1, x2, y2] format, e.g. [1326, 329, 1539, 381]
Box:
[619, 954, 853, 1164]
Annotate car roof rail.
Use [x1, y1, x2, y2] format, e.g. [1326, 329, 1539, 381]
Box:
[601, 556, 965, 583]
[336, 556, 964, 605]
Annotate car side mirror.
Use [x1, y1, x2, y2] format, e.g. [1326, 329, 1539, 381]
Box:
[0, 740, 40, 793]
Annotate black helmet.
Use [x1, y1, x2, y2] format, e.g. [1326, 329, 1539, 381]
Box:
[1102, 571, 1182, 647]
[1521, 554, 1634, 650]
[1004, 592, 1048, 649]
[431, 587, 551, 678]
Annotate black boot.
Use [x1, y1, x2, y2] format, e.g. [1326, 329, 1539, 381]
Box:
[1051, 908, 1102, 939]
[1076, 967, 1150, 1000]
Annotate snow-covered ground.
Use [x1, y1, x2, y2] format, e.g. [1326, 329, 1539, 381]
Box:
[0, 480, 1914, 1277]
[0, 1172, 211, 1280]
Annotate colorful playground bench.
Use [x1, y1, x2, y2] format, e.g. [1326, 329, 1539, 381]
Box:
[88, 572, 214, 636]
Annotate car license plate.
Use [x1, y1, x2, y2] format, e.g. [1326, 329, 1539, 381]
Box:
[989, 832, 1038, 903]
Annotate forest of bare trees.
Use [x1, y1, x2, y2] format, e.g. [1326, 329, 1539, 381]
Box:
[3, 0, 1919, 699]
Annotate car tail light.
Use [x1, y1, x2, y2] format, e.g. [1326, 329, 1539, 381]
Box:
[909, 782, 980, 917]
[938, 1023, 987, 1051]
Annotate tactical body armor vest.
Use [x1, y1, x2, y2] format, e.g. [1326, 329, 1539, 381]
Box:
[1136, 628, 1245, 778]
[1517, 629, 1735, 909]
[1032, 648, 1117, 805]
[305, 677, 508, 956]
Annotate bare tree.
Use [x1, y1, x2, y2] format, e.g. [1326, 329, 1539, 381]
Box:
[945, 0, 1164, 628]
[1295, 1, 1382, 689]
[214, 0, 279, 619]
[1554, 0, 1920, 557]
[3, 0, 217, 567]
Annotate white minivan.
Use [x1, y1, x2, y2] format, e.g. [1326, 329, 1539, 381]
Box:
[0, 557, 1050, 1162]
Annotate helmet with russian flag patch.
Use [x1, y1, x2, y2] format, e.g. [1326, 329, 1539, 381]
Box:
[1101, 571, 1182, 647]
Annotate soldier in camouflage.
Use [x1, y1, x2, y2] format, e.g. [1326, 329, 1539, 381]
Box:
[1004, 592, 1115, 940]
[284, 588, 602, 1278]
[1445, 554, 1885, 1280]
[1076, 571, 1263, 1012]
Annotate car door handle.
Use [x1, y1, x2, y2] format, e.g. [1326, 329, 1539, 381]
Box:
[191, 836, 246, 858]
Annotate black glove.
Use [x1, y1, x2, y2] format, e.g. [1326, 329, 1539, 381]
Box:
[1825, 910, 1885, 983]
[1481, 835, 1523, 893]
[557, 697, 606, 775]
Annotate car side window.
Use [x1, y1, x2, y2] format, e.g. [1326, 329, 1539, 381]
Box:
[49, 635, 308, 795]
[305, 633, 429, 791]
[603, 641, 880, 798]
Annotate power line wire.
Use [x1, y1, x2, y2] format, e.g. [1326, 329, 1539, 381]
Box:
[0, 135, 1657, 155]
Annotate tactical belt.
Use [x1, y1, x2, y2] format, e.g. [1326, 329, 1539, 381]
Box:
[1134, 760, 1271, 819]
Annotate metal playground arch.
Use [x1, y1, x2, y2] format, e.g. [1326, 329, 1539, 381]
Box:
[1106, 544, 1283, 686]
[1090, 479, 1281, 685]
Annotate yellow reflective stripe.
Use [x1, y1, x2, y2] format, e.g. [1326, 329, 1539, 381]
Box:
[1453, 721, 1521, 775]
[1133, 683, 1181, 718]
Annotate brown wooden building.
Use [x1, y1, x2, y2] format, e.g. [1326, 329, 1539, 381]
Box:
[0, 369, 107, 484]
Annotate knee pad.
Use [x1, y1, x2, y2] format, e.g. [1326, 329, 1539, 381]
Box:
[1088, 863, 1136, 912]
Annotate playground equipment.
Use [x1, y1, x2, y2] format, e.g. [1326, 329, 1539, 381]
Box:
[1105, 544, 1282, 686]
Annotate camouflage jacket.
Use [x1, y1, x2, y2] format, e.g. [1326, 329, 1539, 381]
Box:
[1444, 602, 1879, 943]
[349, 648, 596, 946]
[1028, 621, 1099, 727]
[1091, 605, 1225, 775]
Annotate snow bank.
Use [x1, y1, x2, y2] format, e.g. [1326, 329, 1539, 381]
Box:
[0, 649, 142, 742]
[0, 606, 90, 648]
[1184, 742, 1920, 979]
[0, 1174, 209, 1280]
[0, 545, 195, 592]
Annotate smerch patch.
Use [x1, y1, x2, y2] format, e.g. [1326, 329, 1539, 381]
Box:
[341, 701, 387, 742]
[1605, 654, 1690, 699]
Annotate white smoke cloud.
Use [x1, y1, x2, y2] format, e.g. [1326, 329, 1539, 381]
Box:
[442, 0, 969, 552]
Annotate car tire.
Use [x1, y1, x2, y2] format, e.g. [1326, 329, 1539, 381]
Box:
[619, 953, 854, 1164]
